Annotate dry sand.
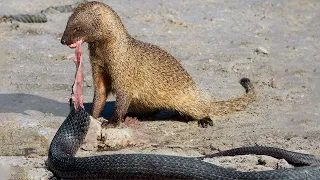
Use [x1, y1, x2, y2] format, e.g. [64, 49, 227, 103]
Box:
[0, 0, 320, 179]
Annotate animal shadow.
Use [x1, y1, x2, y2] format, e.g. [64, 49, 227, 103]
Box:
[0, 93, 184, 122]
[84, 101, 185, 122]
[0, 93, 68, 117]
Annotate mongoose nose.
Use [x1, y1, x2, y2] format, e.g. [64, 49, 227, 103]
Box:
[61, 39, 66, 45]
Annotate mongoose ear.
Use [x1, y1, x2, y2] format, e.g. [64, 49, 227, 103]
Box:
[77, 3, 86, 8]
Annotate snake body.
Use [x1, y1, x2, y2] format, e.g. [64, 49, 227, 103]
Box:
[47, 104, 320, 179]
[202, 146, 320, 166]
[1, 0, 87, 23]
[3, 13, 48, 23]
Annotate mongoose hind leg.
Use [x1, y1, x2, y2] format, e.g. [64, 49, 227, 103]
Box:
[92, 69, 111, 118]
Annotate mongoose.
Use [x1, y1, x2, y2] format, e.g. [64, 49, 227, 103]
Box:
[61, 1, 255, 128]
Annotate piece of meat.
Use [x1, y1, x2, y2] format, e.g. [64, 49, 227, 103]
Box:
[71, 40, 84, 110]
[123, 116, 141, 127]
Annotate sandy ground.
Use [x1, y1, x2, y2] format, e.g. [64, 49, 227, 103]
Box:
[0, 0, 320, 179]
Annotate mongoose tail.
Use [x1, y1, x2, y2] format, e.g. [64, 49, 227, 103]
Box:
[209, 78, 255, 116]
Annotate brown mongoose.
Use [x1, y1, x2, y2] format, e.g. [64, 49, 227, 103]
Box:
[60, 1, 255, 128]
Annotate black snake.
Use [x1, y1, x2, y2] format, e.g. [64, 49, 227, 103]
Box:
[47, 100, 320, 179]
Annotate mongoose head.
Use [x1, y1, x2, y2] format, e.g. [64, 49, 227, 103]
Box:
[60, 2, 106, 47]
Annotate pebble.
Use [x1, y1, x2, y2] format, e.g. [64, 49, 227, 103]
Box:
[101, 127, 133, 149]
[39, 130, 47, 135]
[255, 46, 269, 55]
[270, 78, 276, 88]
[82, 117, 102, 151]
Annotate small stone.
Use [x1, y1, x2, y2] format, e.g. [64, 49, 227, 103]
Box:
[270, 78, 276, 88]
[101, 127, 133, 149]
[11, 23, 20, 30]
[24, 148, 38, 157]
[276, 159, 292, 169]
[82, 117, 102, 151]
[39, 130, 47, 135]
[255, 47, 269, 55]
[257, 158, 267, 165]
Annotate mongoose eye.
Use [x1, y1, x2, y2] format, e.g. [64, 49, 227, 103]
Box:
[74, 27, 81, 32]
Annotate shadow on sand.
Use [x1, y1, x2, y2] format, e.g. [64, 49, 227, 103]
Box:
[0, 93, 114, 118]
[0, 93, 181, 121]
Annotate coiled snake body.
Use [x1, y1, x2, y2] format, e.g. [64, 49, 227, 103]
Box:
[47, 103, 320, 179]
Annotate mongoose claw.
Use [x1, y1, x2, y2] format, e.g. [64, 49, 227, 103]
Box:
[198, 118, 213, 128]
[101, 118, 120, 128]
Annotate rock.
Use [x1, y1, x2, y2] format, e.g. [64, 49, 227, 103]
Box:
[82, 117, 137, 151]
[82, 117, 102, 151]
[11, 22, 19, 30]
[255, 47, 269, 55]
[270, 78, 277, 88]
[276, 159, 292, 169]
[101, 127, 134, 149]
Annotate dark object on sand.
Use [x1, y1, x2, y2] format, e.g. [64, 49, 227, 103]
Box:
[0, 0, 87, 23]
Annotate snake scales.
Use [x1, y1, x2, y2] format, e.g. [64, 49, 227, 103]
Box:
[1, 0, 87, 23]
[47, 100, 320, 179]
